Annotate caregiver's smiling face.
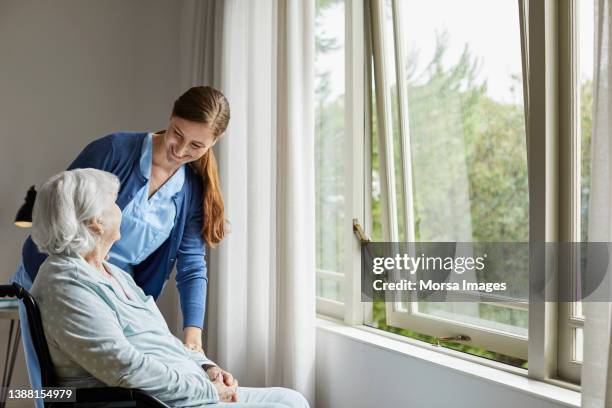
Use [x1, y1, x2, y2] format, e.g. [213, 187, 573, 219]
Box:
[163, 116, 217, 166]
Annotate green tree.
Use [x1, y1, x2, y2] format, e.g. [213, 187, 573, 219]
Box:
[371, 32, 529, 367]
[581, 79, 593, 243]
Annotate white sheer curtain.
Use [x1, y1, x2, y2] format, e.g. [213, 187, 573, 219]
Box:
[582, 0, 612, 406]
[180, 0, 315, 403]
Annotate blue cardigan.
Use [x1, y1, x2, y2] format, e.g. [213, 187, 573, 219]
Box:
[22, 132, 208, 329]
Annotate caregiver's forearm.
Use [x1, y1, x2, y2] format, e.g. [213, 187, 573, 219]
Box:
[184, 326, 203, 347]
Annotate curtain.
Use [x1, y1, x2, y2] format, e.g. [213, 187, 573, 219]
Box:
[181, 0, 315, 404]
[582, 0, 612, 407]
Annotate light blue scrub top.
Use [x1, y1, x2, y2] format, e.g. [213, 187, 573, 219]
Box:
[108, 133, 185, 273]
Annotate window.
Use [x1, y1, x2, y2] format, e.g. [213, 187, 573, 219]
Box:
[558, 0, 593, 384]
[314, 0, 591, 387]
[575, 0, 593, 363]
[366, 0, 529, 363]
[315, 0, 346, 318]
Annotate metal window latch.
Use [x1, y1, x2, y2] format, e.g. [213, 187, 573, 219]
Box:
[436, 335, 472, 347]
[352, 218, 370, 244]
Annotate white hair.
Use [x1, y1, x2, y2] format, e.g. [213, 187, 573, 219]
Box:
[31, 168, 120, 256]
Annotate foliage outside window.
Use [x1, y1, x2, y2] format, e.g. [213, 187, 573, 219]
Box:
[315, 0, 346, 305]
[314, 0, 592, 378]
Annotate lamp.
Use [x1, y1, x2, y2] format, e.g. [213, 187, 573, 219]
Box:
[14, 186, 36, 228]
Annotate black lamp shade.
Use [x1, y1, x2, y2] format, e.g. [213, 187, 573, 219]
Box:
[15, 186, 37, 228]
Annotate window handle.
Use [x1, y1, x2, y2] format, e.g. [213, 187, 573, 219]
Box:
[436, 335, 472, 346]
[352, 218, 370, 244]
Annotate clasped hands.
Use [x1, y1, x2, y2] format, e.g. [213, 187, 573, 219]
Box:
[184, 328, 238, 402]
[203, 364, 238, 402]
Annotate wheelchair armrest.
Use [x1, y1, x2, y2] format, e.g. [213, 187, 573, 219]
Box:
[75, 387, 169, 407]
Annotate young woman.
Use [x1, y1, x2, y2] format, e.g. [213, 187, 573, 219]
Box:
[12, 86, 228, 403]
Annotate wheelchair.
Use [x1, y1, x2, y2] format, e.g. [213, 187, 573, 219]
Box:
[0, 283, 170, 407]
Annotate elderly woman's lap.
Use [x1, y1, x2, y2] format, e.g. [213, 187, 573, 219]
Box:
[210, 387, 309, 408]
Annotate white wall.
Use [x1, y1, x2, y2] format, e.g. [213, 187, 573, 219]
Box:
[0, 1, 185, 403]
[316, 326, 575, 408]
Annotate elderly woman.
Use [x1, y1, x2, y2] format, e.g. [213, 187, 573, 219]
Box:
[29, 168, 309, 408]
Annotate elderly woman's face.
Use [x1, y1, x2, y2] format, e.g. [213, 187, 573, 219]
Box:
[97, 199, 122, 245]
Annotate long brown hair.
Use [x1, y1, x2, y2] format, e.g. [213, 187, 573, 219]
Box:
[172, 86, 230, 247]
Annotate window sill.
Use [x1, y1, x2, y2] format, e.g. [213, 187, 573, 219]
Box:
[316, 317, 580, 408]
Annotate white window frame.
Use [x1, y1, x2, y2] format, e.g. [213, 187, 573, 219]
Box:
[367, 0, 531, 360]
[557, 0, 585, 385]
[316, 268, 345, 319]
[524, 0, 560, 383]
[315, 0, 351, 320]
[315, 0, 584, 388]
[314, 0, 368, 323]
[344, 0, 368, 326]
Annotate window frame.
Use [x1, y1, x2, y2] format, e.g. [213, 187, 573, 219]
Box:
[368, 0, 530, 360]
[314, 0, 584, 388]
[314, 0, 349, 320]
[314, 0, 366, 324]
[557, 0, 585, 384]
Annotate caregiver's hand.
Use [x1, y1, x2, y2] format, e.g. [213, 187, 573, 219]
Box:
[212, 373, 238, 402]
[184, 326, 203, 353]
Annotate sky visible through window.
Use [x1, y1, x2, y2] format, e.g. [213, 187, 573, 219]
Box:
[317, 1, 594, 104]
[580, 0, 594, 83]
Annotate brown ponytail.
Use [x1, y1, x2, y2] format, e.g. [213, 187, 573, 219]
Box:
[172, 86, 230, 247]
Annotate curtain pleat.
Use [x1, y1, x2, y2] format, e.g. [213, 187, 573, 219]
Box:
[182, 0, 315, 404]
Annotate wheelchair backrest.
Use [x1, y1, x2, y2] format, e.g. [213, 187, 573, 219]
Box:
[0, 283, 58, 387]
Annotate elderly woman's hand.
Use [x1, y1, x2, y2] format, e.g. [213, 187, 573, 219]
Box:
[211, 372, 238, 402]
[206, 366, 235, 387]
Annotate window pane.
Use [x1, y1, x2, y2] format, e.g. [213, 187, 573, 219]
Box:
[383, 0, 407, 241]
[369, 0, 529, 360]
[317, 276, 345, 302]
[580, 0, 594, 248]
[371, 55, 384, 243]
[315, 0, 345, 304]
[397, 0, 527, 243]
[574, 327, 584, 363]
[401, 0, 528, 331]
[578, 0, 593, 323]
[572, 0, 594, 366]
